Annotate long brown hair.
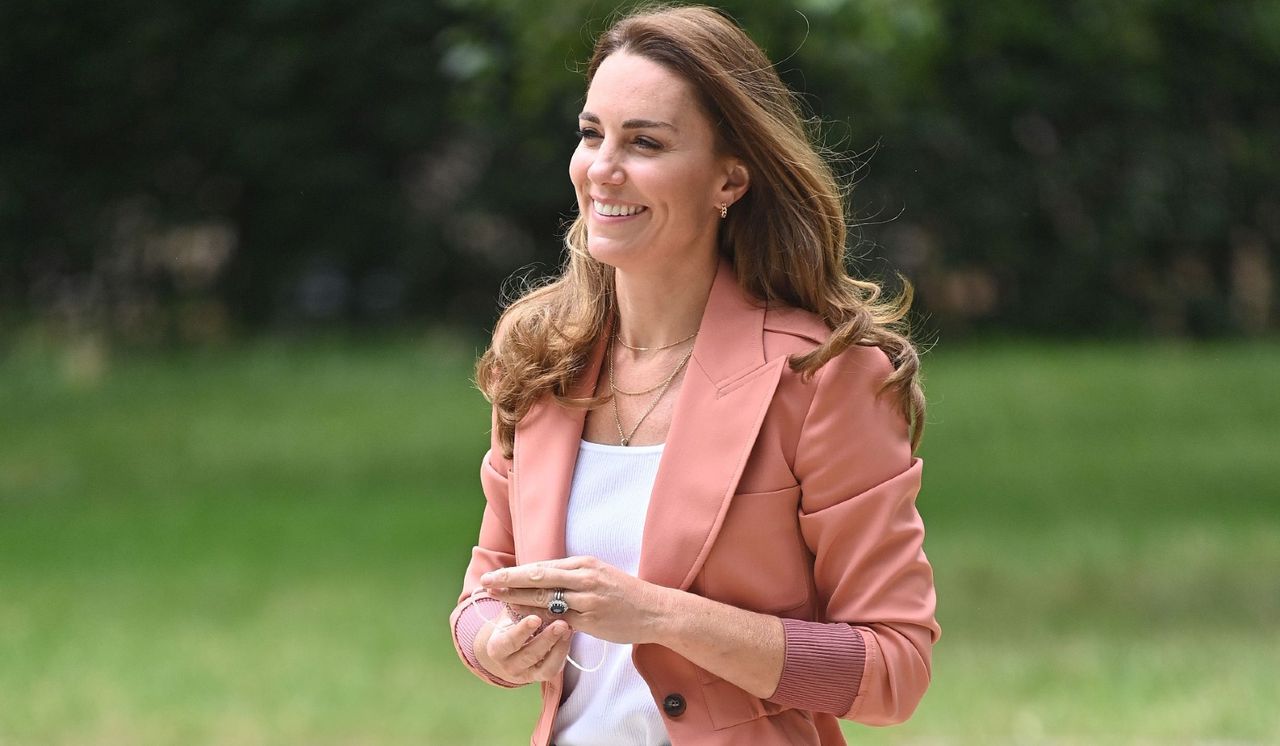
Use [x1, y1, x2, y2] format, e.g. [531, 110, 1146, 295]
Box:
[477, 3, 924, 458]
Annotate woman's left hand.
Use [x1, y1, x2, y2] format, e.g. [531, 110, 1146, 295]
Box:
[480, 556, 671, 645]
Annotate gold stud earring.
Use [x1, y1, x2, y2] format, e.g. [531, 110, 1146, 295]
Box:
[719, 203, 728, 219]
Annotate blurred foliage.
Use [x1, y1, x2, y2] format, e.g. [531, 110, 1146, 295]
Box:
[1, 0, 1277, 343]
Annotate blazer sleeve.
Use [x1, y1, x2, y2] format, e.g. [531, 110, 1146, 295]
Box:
[783, 344, 940, 725]
[448, 409, 525, 688]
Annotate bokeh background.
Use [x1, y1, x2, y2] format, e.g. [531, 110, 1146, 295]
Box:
[1, 1, 1277, 744]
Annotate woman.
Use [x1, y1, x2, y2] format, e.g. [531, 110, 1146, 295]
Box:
[449, 5, 939, 745]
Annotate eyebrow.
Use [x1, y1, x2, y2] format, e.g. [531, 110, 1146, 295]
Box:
[578, 112, 678, 132]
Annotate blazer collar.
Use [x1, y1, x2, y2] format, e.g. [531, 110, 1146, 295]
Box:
[512, 259, 785, 590]
[688, 258, 768, 386]
[638, 259, 784, 589]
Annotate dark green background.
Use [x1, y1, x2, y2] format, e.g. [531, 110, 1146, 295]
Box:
[3, 0, 1277, 340]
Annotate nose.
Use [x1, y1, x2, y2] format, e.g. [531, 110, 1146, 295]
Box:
[586, 143, 625, 186]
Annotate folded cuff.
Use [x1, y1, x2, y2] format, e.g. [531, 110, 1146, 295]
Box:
[454, 596, 522, 688]
[768, 619, 866, 714]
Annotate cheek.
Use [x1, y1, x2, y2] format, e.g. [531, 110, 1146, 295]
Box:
[661, 165, 712, 208]
[569, 149, 590, 191]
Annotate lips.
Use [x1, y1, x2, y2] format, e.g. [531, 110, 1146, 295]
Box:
[592, 199, 648, 217]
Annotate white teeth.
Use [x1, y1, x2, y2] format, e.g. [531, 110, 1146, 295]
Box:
[593, 200, 646, 217]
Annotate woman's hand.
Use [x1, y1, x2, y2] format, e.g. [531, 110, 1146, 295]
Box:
[480, 556, 671, 645]
[482, 556, 786, 699]
[474, 611, 572, 685]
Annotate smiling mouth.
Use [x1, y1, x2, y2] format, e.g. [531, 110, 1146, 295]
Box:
[593, 200, 648, 217]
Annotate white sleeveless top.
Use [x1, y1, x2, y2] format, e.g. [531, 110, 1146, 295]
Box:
[551, 440, 671, 746]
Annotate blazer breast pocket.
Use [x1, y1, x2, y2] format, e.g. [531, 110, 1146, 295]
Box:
[698, 484, 810, 615]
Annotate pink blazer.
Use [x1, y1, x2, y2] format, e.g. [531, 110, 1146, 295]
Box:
[450, 261, 939, 745]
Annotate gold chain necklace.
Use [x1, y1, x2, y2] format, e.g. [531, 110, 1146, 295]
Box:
[611, 375, 671, 396]
[615, 329, 698, 352]
[610, 341, 696, 396]
[609, 334, 694, 446]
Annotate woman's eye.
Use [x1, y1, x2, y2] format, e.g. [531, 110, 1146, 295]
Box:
[574, 128, 661, 152]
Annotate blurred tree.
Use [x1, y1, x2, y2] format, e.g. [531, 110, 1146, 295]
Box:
[0, 0, 1276, 341]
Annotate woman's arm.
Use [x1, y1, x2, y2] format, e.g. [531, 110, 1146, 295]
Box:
[483, 558, 786, 699]
[449, 448, 525, 687]
[451, 402, 572, 688]
[483, 557, 867, 710]
[648, 585, 785, 699]
[790, 344, 938, 724]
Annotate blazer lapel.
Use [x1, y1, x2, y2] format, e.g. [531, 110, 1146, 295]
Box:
[511, 332, 607, 564]
[638, 261, 786, 590]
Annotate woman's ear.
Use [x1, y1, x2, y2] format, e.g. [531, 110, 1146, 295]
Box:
[717, 158, 750, 208]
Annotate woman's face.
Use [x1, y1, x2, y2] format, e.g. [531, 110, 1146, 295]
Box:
[570, 52, 744, 275]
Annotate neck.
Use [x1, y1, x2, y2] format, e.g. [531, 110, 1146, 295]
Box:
[613, 253, 719, 348]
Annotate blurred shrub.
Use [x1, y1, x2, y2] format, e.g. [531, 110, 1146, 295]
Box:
[0, 0, 1276, 342]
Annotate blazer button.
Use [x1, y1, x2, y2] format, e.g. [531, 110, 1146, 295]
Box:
[662, 693, 686, 718]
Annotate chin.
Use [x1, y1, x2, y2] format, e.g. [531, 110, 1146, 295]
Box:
[585, 237, 638, 270]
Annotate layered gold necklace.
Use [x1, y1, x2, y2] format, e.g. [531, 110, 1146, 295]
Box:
[608, 331, 696, 446]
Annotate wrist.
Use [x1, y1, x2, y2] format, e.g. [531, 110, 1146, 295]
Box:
[642, 584, 683, 646]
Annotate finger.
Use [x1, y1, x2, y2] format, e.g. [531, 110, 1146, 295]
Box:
[490, 586, 564, 610]
[481, 559, 590, 590]
[510, 620, 570, 673]
[503, 603, 571, 629]
[487, 614, 542, 659]
[529, 628, 573, 680]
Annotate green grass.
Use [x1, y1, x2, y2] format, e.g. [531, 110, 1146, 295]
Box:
[1, 336, 1277, 745]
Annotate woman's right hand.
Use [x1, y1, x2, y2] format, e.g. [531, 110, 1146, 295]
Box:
[474, 612, 572, 685]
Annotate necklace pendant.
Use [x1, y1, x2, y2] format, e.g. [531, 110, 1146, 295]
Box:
[620, 437, 630, 447]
